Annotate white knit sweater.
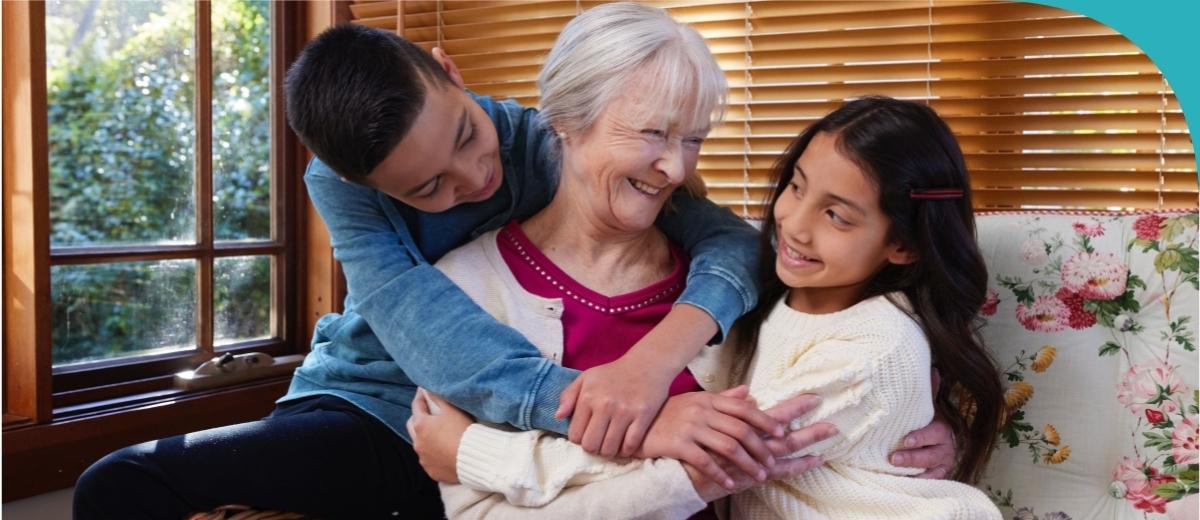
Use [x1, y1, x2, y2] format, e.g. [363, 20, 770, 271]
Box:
[729, 294, 1001, 520]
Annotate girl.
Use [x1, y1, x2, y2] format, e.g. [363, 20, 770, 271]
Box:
[723, 95, 1004, 518]
[410, 95, 997, 519]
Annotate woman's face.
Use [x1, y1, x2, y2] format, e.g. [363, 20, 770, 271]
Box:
[559, 82, 709, 234]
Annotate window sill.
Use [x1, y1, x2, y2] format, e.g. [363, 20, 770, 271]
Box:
[2, 376, 291, 502]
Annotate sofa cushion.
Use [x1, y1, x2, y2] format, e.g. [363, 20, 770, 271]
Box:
[974, 210, 1198, 520]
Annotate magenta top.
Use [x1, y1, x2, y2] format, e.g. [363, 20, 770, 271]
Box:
[496, 220, 703, 396]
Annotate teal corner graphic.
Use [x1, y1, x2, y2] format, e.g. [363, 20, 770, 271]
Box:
[1037, 0, 1200, 175]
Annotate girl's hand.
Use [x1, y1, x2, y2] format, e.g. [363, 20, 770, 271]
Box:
[683, 451, 824, 502]
[556, 357, 674, 458]
[406, 388, 473, 484]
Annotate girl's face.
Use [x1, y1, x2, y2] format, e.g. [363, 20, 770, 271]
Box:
[773, 131, 915, 314]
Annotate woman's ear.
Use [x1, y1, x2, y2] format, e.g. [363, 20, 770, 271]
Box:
[430, 47, 466, 89]
[886, 242, 919, 265]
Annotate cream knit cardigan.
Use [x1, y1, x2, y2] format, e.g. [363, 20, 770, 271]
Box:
[433, 230, 1000, 519]
[727, 296, 1000, 520]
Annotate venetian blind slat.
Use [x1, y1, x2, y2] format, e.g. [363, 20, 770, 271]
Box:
[348, 0, 1197, 214]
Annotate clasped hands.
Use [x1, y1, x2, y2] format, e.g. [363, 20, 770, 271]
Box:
[408, 359, 957, 499]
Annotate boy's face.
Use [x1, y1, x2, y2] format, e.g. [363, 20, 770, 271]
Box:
[363, 53, 502, 213]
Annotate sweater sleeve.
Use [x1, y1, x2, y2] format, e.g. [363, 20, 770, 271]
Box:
[305, 160, 576, 435]
[444, 425, 705, 518]
[749, 339, 893, 462]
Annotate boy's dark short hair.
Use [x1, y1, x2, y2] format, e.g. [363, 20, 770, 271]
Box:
[285, 24, 452, 179]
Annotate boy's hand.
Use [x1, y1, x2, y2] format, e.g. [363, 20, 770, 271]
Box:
[890, 412, 956, 478]
[407, 388, 473, 484]
[556, 357, 674, 458]
[556, 304, 719, 458]
[890, 367, 956, 478]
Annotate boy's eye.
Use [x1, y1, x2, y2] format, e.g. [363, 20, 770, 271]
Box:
[460, 123, 476, 148]
[418, 176, 442, 198]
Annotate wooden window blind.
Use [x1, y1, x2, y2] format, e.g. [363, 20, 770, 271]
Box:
[348, 0, 1197, 217]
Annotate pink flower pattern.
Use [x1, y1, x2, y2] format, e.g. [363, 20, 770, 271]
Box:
[987, 212, 1198, 517]
[1134, 214, 1166, 241]
[980, 288, 999, 316]
[1116, 361, 1185, 416]
[1072, 220, 1105, 237]
[1015, 295, 1069, 333]
[1111, 457, 1176, 514]
[1174, 415, 1199, 466]
[1060, 251, 1127, 300]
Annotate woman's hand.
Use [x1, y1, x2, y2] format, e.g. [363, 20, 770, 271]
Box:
[406, 388, 473, 484]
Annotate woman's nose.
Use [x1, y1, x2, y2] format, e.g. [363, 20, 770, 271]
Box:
[654, 141, 686, 185]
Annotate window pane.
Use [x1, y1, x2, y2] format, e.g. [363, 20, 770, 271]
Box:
[52, 260, 197, 366]
[45, 0, 196, 247]
[214, 255, 272, 345]
[213, 0, 272, 241]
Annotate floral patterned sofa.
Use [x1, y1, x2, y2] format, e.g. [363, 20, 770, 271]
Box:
[974, 210, 1198, 520]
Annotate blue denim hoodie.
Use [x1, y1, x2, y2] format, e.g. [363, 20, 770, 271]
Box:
[282, 93, 760, 442]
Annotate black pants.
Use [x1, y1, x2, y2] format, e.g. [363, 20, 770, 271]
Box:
[73, 396, 444, 520]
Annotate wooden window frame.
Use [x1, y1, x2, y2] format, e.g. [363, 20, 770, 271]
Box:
[2, 0, 325, 501]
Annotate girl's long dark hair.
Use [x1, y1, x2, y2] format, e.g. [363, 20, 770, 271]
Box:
[730, 96, 1003, 483]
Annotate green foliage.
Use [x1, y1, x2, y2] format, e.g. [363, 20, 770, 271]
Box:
[1164, 317, 1197, 352]
[1143, 431, 1174, 451]
[48, 0, 272, 365]
[1099, 341, 1122, 357]
[1001, 409, 1034, 448]
[1090, 273, 1142, 329]
[997, 275, 1036, 306]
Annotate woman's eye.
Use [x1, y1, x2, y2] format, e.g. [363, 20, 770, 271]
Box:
[642, 129, 666, 138]
[685, 137, 705, 147]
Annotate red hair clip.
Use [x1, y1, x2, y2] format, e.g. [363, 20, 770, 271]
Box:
[910, 188, 964, 200]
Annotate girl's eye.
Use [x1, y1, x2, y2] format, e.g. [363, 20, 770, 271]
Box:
[789, 181, 803, 197]
[419, 176, 442, 198]
[826, 209, 848, 225]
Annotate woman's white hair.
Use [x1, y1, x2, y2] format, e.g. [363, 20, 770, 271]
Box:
[538, 2, 727, 144]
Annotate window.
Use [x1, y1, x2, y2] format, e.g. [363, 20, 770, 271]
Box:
[43, 0, 297, 409]
[3, 0, 307, 498]
[350, 0, 1197, 217]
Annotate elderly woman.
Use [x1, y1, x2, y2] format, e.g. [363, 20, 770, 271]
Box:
[408, 4, 955, 519]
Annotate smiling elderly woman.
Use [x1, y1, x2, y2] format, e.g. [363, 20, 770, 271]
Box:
[405, 4, 813, 518]
[406, 3, 947, 519]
